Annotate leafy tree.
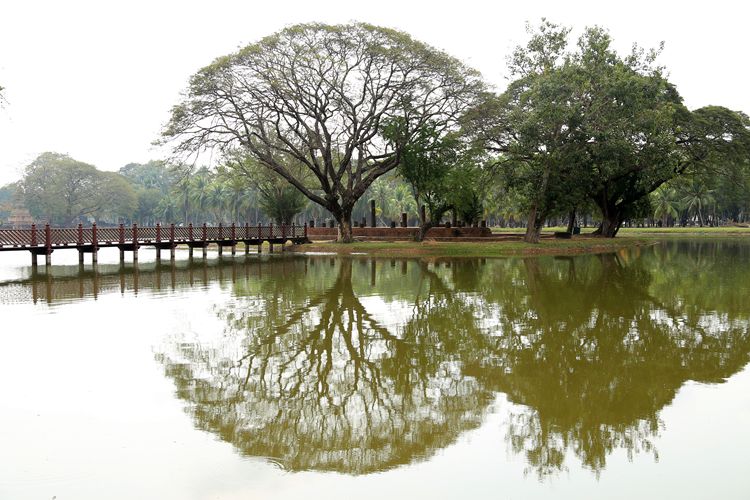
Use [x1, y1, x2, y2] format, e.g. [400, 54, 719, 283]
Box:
[464, 21, 589, 242]
[467, 22, 750, 239]
[22, 152, 135, 225]
[162, 22, 484, 242]
[577, 39, 750, 236]
[222, 155, 307, 225]
[96, 172, 138, 222]
[391, 123, 482, 240]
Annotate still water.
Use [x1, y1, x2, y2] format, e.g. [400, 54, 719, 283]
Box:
[0, 241, 749, 499]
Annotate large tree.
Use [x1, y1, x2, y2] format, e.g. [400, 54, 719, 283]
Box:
[576, 35, 750, 236]
[466, 22, 750, 240]
[463, 21, 591, 243]
[22, 152, 136, 225]
[162, 22, 484, 242]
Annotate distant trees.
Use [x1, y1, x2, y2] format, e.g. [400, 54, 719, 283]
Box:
[163, 22, 485, 242]
[22, 152, 136, 225]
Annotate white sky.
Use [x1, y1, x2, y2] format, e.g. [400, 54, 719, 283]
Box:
[0, 0, 748, 185]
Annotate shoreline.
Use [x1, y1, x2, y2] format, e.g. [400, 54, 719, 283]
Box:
[287, 236, 652, 258]
[287, 230, 750, 258]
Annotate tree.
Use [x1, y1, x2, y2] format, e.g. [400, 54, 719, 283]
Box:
[651, 186, 680, 227]
[162, 22, 484, 242]
[463, 21, 590, 243]
[577, 37, 750, 236]
[96, 172, 138, 222]
[392, 124, 482, 240]
[678, 178, 715, 226]
[466, 22, 750, 239]
[22, 152, 135, 225]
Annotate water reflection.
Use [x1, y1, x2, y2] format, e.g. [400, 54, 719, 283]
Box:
[3, 241, 749, 478]
[156, 258, 495, 474]
[152, 242, 750, 476]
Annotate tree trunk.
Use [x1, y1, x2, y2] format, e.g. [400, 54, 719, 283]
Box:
[416, 221, 434, 242]
[524, 205, 544, 243]
[594, 214, 622, 237]
[336, 209, 354, 243]
[566, 208, 577, 234]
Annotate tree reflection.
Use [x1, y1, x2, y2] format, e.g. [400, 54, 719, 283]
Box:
[475, 250, 750, 477]
[155, 243, 750, 477]
[157, 258, 494, 474]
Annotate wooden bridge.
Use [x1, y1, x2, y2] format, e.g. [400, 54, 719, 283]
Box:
[0, 222, 309, 266]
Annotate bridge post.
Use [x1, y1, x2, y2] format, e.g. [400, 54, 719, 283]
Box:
[370, 199, 376, 227]
[269, 222, 274, 253]
[156, 223, 162, 261]
[188, 223, 194, 259]
[169, 223, 175, 261]
[119, 223, 125, 262]
[218, 223, 223, 257]
[304, 222, 308, 240]
[28, 224, 37, 267]
[91, 223, 98, 264]
[77, 223, 84, 264]
[257, 223, 262, 253]
[202, 223, 207, 258]
[132, 223, 138, 262]
[244, 223, 250, 255]
[44, 223, 52, 266]
[231, 223, 236, 256]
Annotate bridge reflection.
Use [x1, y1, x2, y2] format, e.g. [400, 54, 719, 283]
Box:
[0, 255, 303, 304]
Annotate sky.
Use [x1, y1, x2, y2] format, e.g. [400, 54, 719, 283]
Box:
[1, 0, 748, 185]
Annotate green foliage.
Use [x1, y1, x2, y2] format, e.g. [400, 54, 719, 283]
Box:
[465, 21, 750, 238]
[389, 121, 485, 235]
[22, 152, 136, 225]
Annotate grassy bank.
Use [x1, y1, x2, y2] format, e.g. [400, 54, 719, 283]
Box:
[289, 236, 650, 258]
[492, 226, 750, 237]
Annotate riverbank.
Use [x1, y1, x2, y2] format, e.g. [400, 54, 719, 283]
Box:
[285, 228, 750, 257]
[288, 236, 650, 257]
[492, 226, 750, 237]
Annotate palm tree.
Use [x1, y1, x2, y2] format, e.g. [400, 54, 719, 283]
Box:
[174, 176, 192, 224]
[651, 187, 680, 227]
[206, 183, 227, 223]
[189, 169, 211, 222]
[155, 195, 178, 222]
[680, 179, 715, 227]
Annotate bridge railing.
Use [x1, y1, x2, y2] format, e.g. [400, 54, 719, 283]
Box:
[0, 223, 308, 248]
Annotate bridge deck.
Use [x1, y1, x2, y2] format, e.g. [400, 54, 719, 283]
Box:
[0, 223, 308, 263]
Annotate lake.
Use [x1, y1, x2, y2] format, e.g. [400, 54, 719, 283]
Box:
[1, 240, 749, 499]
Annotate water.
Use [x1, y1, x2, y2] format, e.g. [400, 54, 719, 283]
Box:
[1, 241, 749, 499]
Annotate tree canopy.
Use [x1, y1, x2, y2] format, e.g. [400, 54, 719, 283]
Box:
[163, 22, 485, 241]
[22, 152, 137, 225]
[464, 21, 750, 240]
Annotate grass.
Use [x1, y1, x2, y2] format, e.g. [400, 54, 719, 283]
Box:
[290, 237, 650, 258]
[491, 226, 750, 236]
[232, 226, 750, 258]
